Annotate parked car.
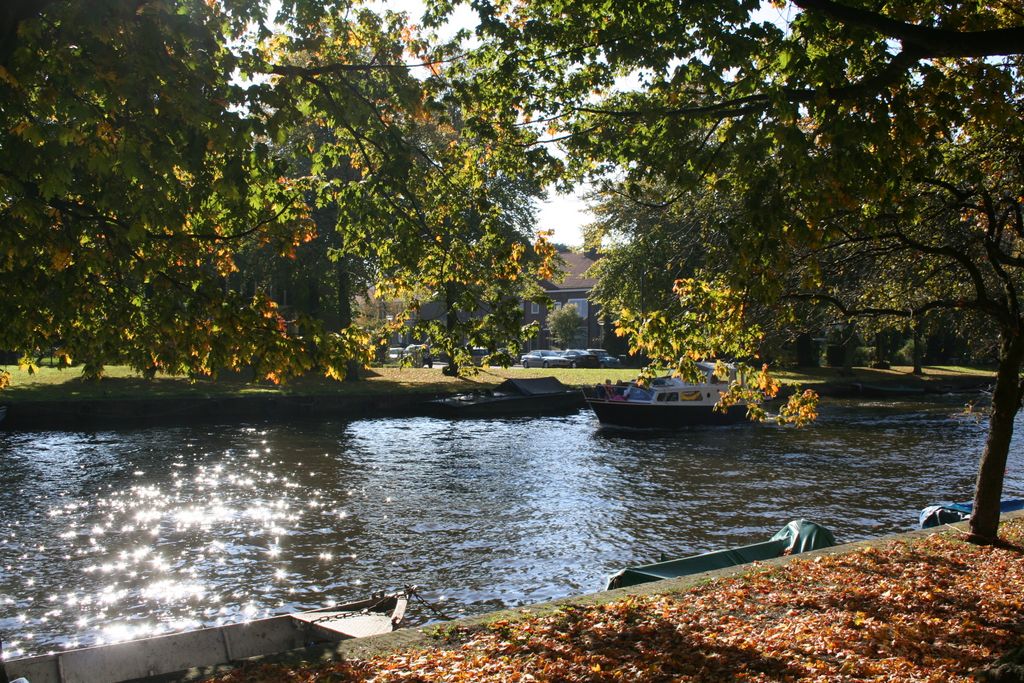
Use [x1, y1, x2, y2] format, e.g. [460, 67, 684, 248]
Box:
[560, 349, 600, 368]
[587, 349, 623, 368]
[403, 344, 433, 367]
[520, 350, 572, 369]
[470, 347, 489, 366]
[387, 347, 404, 360]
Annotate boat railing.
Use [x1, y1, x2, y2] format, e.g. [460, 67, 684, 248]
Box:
[589, 383, 627, 400]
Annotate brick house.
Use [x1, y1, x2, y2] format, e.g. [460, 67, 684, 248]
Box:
[365, 249, 605, 352]
[522, 250, 603, 350]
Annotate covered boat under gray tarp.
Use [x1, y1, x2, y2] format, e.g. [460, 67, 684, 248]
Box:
[919, 498, 1024, 529]
[495, 377, 572, 395]
[606, 519, 836, 590]
[426, 377, 583, 417]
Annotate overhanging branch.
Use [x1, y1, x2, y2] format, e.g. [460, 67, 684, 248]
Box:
[783, 291, 986, 319]
[793, 0, 1024, 58]
[576, 48, 920, 121]
[268, 55, 459, 78]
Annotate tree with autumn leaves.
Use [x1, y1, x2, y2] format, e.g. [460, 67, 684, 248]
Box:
[436, 0, 1024, 543]
[0, 0, 553, 386]
[249, 6, 554, 377]
[0, 0, 314, 382]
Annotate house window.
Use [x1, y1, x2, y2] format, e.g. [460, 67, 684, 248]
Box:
[568, 298, 589, 318]
[531, 302, 539, 314]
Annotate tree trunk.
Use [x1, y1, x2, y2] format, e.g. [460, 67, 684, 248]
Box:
[602, 313, 616, 351]
[336, 256, 361, 382]
[969, 330, 1024, 543]
[841, 325, 857, 373]
[795, 333, 818, 367]
[443, 285, 460, 376]
[307, 276, 320, 321]
[912, 331, 923, 375]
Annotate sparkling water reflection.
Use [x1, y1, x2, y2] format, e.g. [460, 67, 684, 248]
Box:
[1, 397, 1020, 657]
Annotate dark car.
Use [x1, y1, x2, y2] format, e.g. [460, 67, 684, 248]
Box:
[520, 350, 572, 368]
[560, 349, 600, 368]
[587, 348, 623, 368]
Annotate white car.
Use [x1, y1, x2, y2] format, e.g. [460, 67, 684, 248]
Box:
[519, 350, 572, 368]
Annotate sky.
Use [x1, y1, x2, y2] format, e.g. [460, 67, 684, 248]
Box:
[369, 0, 592, 247]
[537, 187, 591, 247]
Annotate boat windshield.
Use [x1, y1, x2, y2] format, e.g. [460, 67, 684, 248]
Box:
[624, 385, 653, 402]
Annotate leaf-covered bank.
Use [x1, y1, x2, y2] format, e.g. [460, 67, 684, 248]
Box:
[211, 519, 1024, 682]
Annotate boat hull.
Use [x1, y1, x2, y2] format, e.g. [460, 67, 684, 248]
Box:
[4, 593, 406, 683]
[606, 520, 835, 590]
[919, 498, 1024, 528]
[426, 377, 584, 418]
[586, 398, 747, 428]
[428, 391, 583, 418]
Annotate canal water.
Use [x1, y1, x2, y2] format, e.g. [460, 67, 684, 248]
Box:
[1, 396, 1020, 658]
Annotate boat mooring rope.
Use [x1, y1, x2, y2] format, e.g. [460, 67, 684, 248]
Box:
[307, 592, 398, 625]
[404, 585, 454, 621]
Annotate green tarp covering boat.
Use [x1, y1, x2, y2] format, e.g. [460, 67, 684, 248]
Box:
[606, 519, 836, 590]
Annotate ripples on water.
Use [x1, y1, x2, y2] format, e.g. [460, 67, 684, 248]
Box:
[1, 397, 1019, 657]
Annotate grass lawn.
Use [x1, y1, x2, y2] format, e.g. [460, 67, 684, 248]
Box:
[0, 362, 994, 403]
[773, 364, 994, 386]
[0, 364, 638, 403]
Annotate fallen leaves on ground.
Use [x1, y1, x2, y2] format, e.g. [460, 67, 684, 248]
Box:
[212, 519, 1024, 682]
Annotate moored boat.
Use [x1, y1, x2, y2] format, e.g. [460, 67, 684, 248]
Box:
[606, 520, 835, 590]
[585, 362, 746, 428]
[919, 498, 1024, 529]
[426, 377, 582, 417]
[4, 592, 407, 683]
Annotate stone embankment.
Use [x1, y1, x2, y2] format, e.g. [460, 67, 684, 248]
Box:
[0, 392, 438, 431]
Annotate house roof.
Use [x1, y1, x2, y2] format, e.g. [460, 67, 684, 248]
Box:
[543, 250, 599, 291]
